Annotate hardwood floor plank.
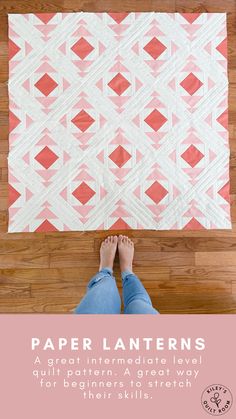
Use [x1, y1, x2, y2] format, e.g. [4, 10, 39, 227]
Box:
[0, 254, 49, 268]
[230, 168, 236, 193]
[232, 281, 236, 294]
[134, 252, 195, 265]
[0, 48, 7, 83]
[0, 283, 30, 297]
[0, 211, 7, 227]
[0, 140, 8, 152]
[31, 283, 87, 298]
[154, 294, 236, 314]
[154, 280, 232, 293]
[31, 278, 231, 299]
[98, 237, 236, 252]
[0, 182, 7, 196]
[49, 254, 100, 268]
[0, 0, 65, 16]
[63, 0, 176, 13]
[49, 251, 195, 267]
[170, 266, 236, 280]
[0, 153, 7, 168]
[47, 238, 95, 253]
[0, 232, 47, 240]
[175, 0, 236, 14]
[0, 116, 8, 142]
[231, 194, 236, 220]
[0, 16, 7, 41]
[0, 239, 49, 254]
[0, 298, 79, 313]
[195, 251, 236, 266]
[0, 168, 7, 182]
[0, 266, 170, 283]
[0, 83, 7, 113]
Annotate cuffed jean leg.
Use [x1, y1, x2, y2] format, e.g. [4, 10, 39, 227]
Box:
[74, 268, 121, 314]
[122, 270, 159, 314]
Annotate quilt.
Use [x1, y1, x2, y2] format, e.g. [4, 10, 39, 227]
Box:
[8, 12, 231, 231]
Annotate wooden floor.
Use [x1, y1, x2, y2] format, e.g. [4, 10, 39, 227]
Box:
[0, 0, 236, 314]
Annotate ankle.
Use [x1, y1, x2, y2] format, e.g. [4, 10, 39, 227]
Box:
[99, 263, 113, 272]
[121, 268, 133, 275]
[120, 264, 133, 273]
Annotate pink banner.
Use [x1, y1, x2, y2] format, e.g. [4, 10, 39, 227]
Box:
[0, 315, 235, 418]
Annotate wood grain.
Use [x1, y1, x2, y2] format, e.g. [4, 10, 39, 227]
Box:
[0, 0, 236, 313]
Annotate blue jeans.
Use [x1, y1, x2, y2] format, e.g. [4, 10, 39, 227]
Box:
[74, 268, 158, 314]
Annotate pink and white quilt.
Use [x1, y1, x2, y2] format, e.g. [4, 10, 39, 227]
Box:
[8, 12, 231, 232]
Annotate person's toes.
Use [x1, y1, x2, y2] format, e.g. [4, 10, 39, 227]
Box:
[126, 236, 132, 246]
[104, 235, 118, 246]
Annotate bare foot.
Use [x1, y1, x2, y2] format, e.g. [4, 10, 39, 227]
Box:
[99, 236, 118, 271]
[118, 235, 134, 273]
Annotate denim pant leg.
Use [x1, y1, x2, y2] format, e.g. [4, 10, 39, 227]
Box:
[122, 270, 159, 314]
[74, 268, 121, 314]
